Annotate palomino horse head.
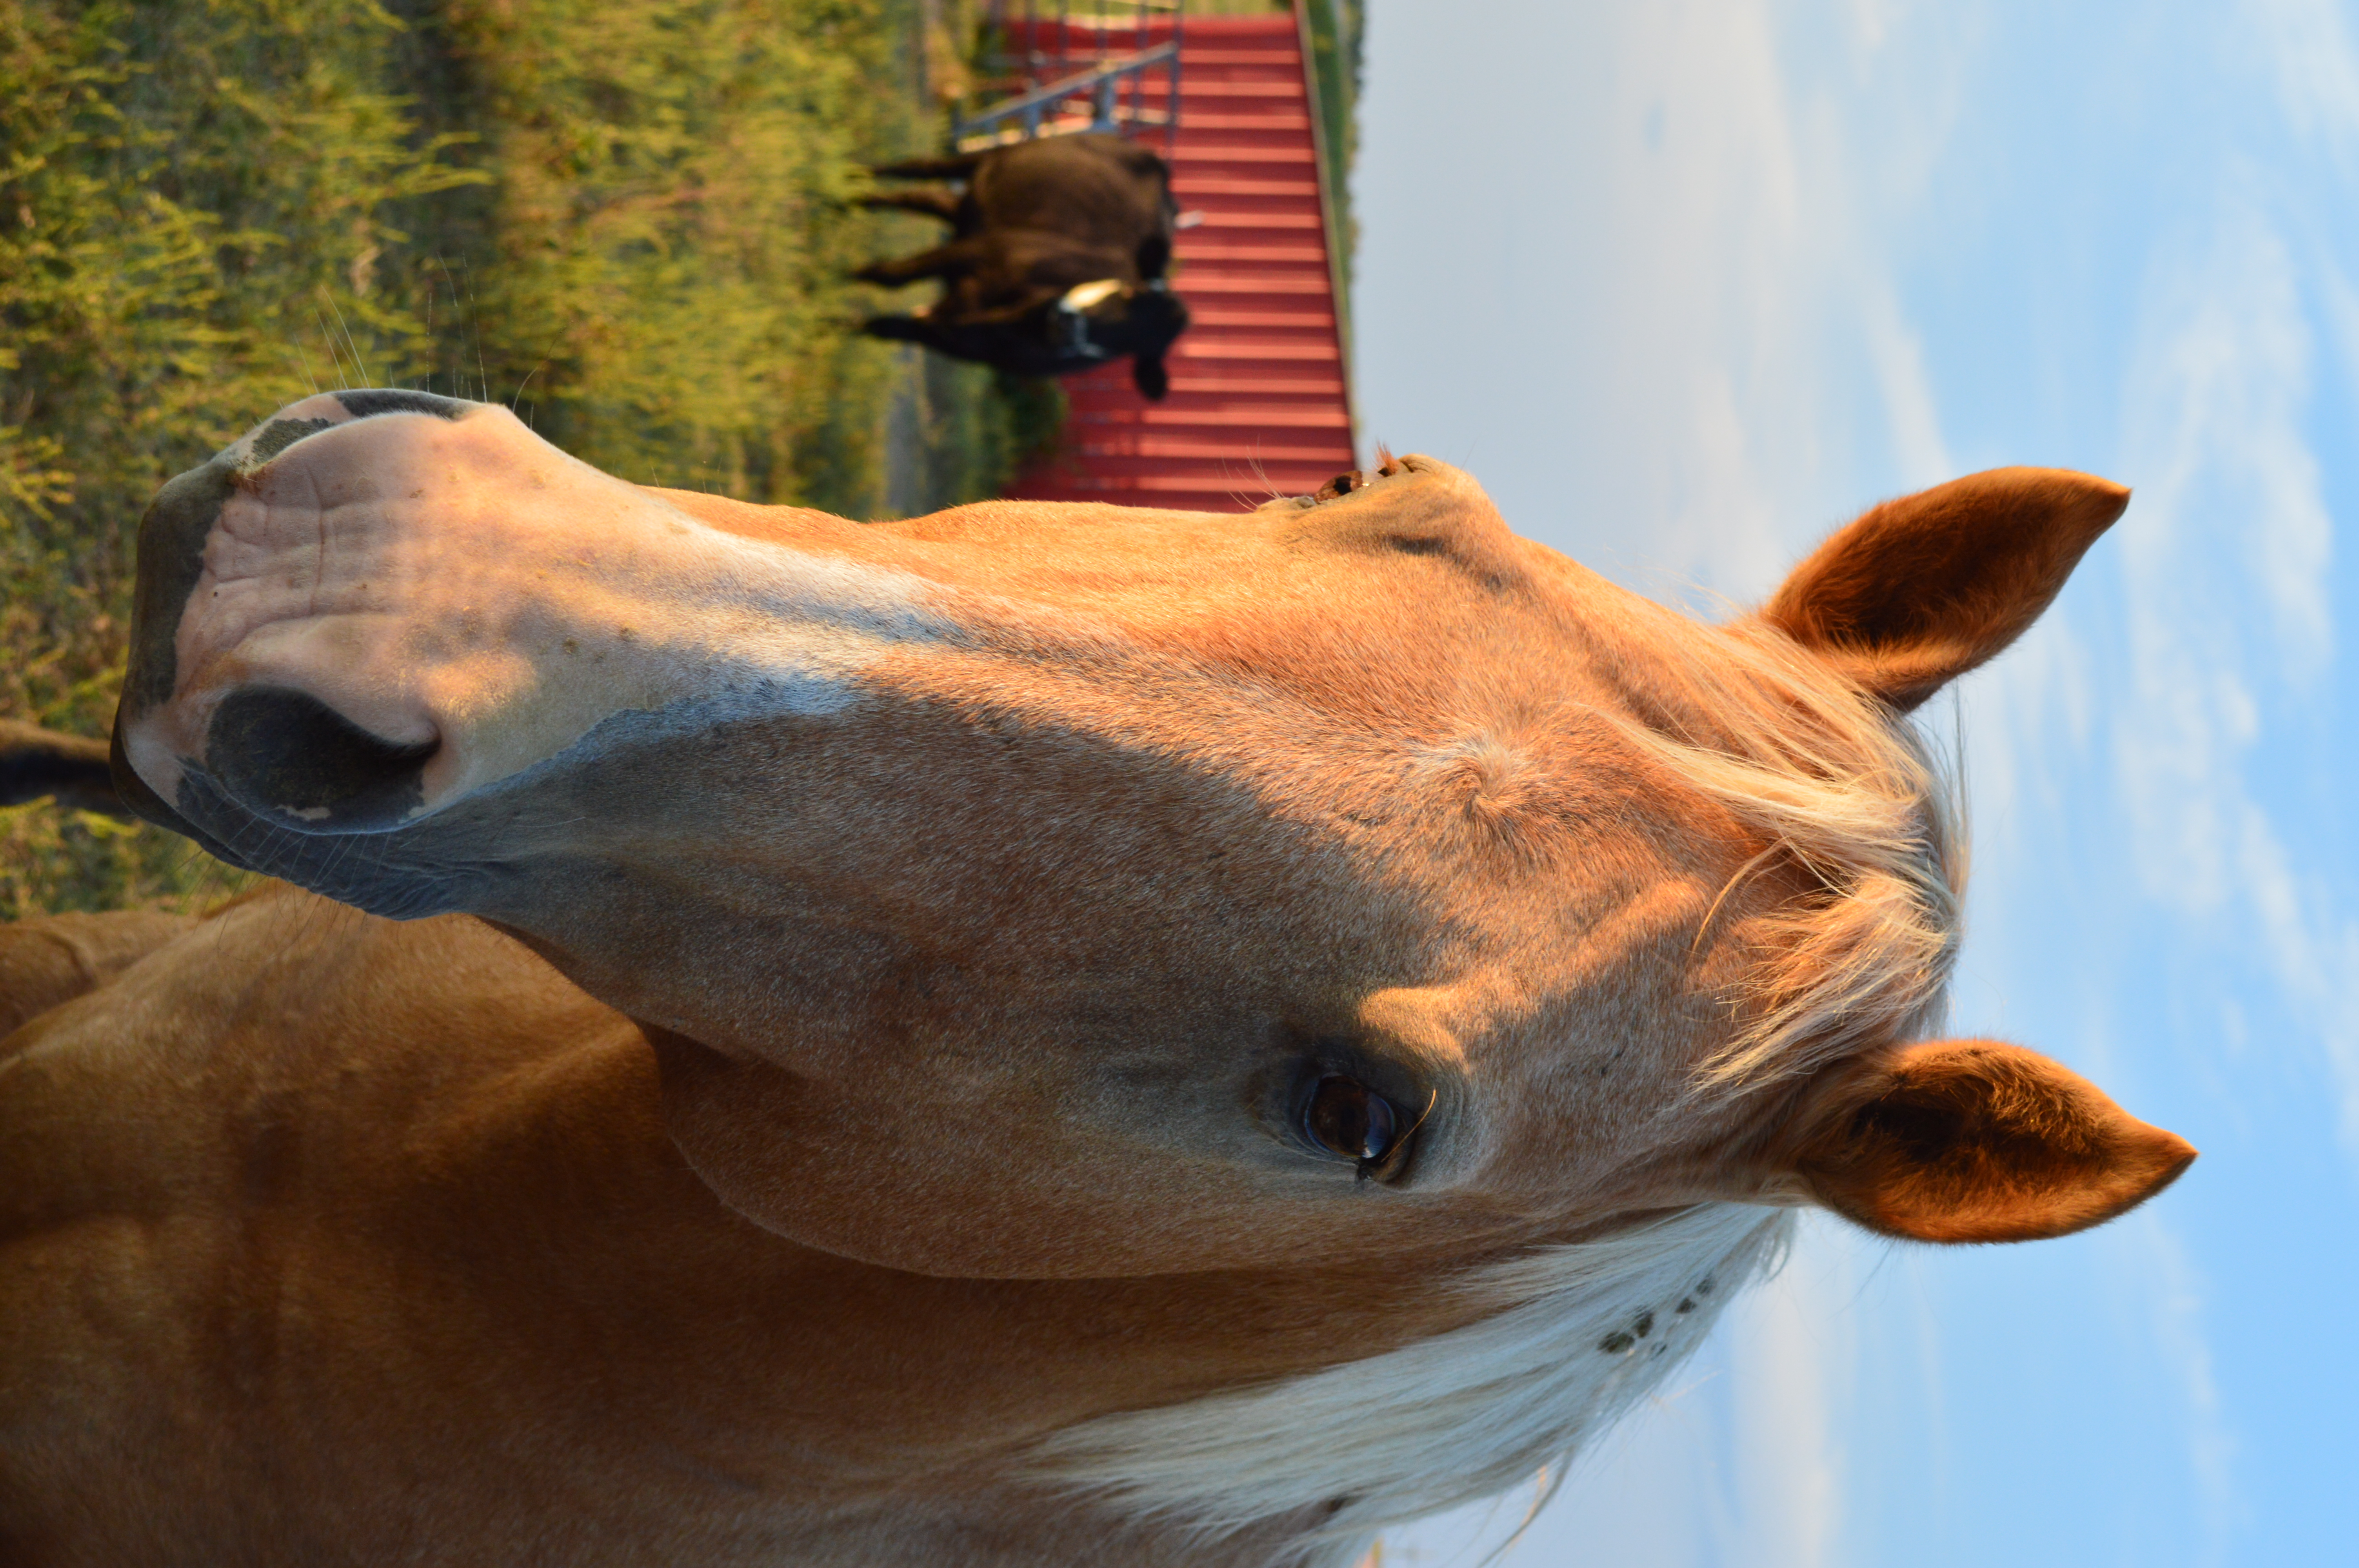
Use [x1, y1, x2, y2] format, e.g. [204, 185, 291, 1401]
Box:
[110, 389, 2191, 1538]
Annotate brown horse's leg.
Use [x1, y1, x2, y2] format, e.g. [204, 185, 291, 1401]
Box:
[868, 151, 986, 181]
[852, 236, 989, 287]
[0, 910, 196, 1044]
[856, 188, 964, 223]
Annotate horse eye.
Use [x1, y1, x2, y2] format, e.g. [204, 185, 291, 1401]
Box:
[1302, 1075, 1400, 1163]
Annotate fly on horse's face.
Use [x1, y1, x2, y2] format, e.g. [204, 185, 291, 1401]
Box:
[113, 390, 2192, 1284]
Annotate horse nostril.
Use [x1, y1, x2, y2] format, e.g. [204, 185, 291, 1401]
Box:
[205, 686, 438, 832]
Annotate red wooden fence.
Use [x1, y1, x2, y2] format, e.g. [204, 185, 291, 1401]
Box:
[1007, 12, 1358, 512]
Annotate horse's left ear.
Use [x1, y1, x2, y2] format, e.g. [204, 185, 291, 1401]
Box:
[1776, 1039, 2195, 1243]
[1760, 467, 2129, 710]
[1132, 355, 1169, 401]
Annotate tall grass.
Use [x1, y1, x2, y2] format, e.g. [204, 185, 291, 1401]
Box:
[1, 0, 1045, 917]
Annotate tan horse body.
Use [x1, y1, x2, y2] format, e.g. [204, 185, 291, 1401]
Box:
[2, 390, 2192, 1564]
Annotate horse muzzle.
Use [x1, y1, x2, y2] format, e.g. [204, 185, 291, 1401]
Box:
[111, 388, 948, 898]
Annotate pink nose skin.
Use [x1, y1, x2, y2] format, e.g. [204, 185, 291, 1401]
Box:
[112, 387, 952, 897]
[112, 389, 482, 853]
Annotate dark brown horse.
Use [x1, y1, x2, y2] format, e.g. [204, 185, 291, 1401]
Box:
[856, 134, 1189, 398]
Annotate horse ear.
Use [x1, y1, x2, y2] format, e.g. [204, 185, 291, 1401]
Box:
[1136, 234, 1172, 280]
[1760, 467, 2129, 710]
[1780, 1039, 2195, 1243]
[1132, 355, 1169, 401]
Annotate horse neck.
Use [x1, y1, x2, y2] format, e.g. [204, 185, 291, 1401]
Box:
[502, 1074, 1498, 1461]
[439, 1028, 1772, 1556]
[383, 940, 1501, 1506]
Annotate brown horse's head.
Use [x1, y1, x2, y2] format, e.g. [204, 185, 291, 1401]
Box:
[113, 390, 2191, 1292]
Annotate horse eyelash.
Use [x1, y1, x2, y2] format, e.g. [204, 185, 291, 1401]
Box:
[1359, 1086, 1442, 1183]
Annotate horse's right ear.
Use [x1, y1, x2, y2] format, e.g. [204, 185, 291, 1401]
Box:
[1759, 467, 2128, 710]
[1772, 1039, 2195, 1244]
[1136, 234, 1172, 280]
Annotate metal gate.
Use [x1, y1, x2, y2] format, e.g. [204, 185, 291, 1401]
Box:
[951, 1, 1184, 152]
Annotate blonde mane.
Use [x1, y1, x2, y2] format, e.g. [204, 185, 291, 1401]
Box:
[1034, 1205, 1790, 1564]
[1032, 615, 1966, 1563]
[1636, 615, 1966, 1094]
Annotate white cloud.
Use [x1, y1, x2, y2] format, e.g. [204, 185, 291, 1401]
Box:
[1858, 276, 1955, 489]
[1715, 1220, 1853, 1568]
[2110, 197, 2359, 1139]
[2118, 210, 2333, 690]
[2248, 0, 2359, 167]
[1354, 0, 1963, 595]
[2230, 805, 2359, 1143]
[2125, 1214, 2239, 1564]
[1578, 0, 1959, 577]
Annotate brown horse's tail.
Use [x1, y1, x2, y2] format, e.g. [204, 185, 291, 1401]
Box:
[0, 719, 127, 817]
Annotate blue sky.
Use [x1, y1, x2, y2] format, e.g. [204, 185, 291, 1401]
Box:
[1352, 3, 2359, 1564]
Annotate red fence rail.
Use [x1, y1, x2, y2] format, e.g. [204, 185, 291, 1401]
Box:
[1007, 11, 1358, 513]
